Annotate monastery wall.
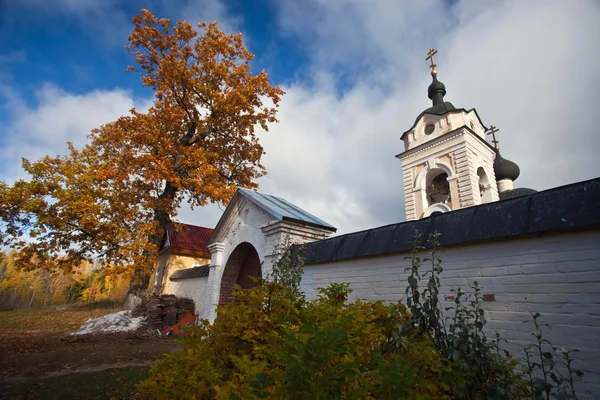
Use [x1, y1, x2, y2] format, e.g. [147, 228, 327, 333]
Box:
[168, 276, 208, 313]
[300, 228, 600, 399]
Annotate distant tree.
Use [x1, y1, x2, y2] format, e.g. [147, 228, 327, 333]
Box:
[0, 10, 283, 307]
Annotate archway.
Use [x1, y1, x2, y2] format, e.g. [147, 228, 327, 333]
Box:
[477, 167, 493, 203]
[219, 242, 262, 306]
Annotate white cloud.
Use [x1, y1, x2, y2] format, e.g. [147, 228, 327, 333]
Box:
[254, 0, 600, 234]
[2, 0, 599, 237]
[175, 0, 241, 34]
[0, 84, 152, 183]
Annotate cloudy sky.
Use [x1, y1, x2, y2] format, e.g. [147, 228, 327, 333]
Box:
[1, 0, 599, 235]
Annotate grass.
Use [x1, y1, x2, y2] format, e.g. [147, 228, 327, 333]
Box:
[2, 366, 150, 400]
[0, 306, 121, 338]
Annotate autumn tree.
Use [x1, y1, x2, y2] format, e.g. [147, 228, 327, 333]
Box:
[0, 10, 283, 307]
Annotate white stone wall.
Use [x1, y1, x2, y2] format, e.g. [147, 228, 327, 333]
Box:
[203, 198, 275, 321]
[168, 277, 208, 314]
[300, 229, 600, 399]
[202, 196, 335, 322]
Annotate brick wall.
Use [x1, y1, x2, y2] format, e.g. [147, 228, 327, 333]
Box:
[218, 242, 260, 306]
[300, 228, 600, 399]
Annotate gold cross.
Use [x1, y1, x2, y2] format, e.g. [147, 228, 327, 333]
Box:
[426, 48, 438, 76]
[486, 125, 500, 149]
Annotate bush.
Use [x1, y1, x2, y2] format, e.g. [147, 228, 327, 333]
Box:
[138, 230, 583, 399]
[137, 281, 454, 399]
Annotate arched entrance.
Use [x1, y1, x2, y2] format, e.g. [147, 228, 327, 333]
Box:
[218, 242, 262, 306]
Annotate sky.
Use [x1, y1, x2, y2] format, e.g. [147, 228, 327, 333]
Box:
[1, 0, 599, 235]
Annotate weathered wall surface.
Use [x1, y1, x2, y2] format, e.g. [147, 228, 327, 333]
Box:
[156, 252, 210, 294]
[300, 228, 600, 399]
[168, 277, 208, 312]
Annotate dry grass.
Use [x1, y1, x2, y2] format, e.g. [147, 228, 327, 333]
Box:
[0, 305, 121, 344]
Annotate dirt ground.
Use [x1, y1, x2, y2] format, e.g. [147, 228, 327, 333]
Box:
[0, 330, 181, 380]
[0, 308, 182, 392]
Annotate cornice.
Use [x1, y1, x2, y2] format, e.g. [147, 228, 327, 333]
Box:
[397, 129, 465, 161]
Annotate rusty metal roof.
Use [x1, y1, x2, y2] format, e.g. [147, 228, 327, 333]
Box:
[164, 223, 213, 254]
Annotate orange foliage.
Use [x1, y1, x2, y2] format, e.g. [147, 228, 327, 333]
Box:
[0, 10, 283, 288]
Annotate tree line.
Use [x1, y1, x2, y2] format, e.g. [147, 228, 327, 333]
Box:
[0, 250, 131, 310]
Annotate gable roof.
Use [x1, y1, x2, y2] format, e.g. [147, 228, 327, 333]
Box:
[237, 188, 336, 231]
[298, 177, 600, 265]
[163, 223, 213, 254]
[207, 188, 336, 246]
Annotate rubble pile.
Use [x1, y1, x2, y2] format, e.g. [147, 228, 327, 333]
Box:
[73, 310, 146, 335]
[135, 294, 195, 331]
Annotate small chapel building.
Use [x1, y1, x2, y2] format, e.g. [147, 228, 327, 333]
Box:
[152, 222, 213, 300]
[162, 50, 600, 398]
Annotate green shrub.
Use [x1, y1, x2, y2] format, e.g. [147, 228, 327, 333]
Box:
[137, 281, 454, 399]
[138, 229, 583, 399]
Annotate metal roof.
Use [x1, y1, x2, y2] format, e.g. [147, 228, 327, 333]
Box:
[169, 265, 210, 280]
[298, 177, 600, 265]
[163, 223, 213, 254]
[238, 188, 336, 231]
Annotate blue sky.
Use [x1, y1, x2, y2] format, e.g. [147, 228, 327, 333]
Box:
[1, 0, 599, 234]
[0, 0, 310, 103]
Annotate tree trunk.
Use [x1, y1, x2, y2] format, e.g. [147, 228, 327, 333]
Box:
[124, 181, 178, 310]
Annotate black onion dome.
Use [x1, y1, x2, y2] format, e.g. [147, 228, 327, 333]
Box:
[494, 150, 520, 181]
[428, 75, 446, 100]
[424, 74, 456, 115]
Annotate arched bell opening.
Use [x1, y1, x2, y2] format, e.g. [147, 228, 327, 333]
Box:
[477, 167, 494, 204]
[219, 242, 262, 306]
[425, 168, 451, 208]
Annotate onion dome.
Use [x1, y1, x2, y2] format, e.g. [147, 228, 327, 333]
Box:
[424, 74, 456, 114]
[428, 75, 446, 103]
[493, 150, 520, 181]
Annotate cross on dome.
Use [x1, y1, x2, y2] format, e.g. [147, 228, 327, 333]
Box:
[426, 48, 438, 76]
[486, 125, 500, 149]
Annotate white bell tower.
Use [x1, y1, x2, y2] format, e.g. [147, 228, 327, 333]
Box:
[396, 49, 499, 221]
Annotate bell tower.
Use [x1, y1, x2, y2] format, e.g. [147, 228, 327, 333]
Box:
[396, 49, 499, 220]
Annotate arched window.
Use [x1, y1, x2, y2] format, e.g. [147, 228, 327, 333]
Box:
[477, 167, 493, 203]
[425, 169, 450, 207]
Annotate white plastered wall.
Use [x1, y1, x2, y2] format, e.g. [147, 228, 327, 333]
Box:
[201, 196, 334, 322]
[168, 277, 208, 314]
[300, 229, 600, 399]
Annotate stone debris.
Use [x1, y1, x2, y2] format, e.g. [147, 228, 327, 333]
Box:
[133, 294, 195, 331]
[73, 310, 146, 335]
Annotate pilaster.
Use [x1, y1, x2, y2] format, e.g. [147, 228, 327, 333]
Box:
[202, 242, 226, 322]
